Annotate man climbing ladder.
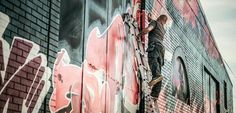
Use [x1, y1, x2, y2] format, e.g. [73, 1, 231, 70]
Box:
[138, 15, 167, 100]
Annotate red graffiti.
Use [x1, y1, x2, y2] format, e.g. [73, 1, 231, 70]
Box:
[173, 0, 199, 27]
[203, 26, 220, 60]
[49, 49, 82, 113]
[50, 15, 139, 113]
[0, 37, 51, 113]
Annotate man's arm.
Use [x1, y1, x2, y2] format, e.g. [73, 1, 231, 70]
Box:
[138, 25, 154, 37]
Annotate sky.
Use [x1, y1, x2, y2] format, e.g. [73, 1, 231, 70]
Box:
[200, 0, 236, 112]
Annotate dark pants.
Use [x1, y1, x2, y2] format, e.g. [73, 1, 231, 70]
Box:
[147, 44, 164, 98]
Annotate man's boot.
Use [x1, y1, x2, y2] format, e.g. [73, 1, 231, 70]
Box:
[148, 75, 163, 87]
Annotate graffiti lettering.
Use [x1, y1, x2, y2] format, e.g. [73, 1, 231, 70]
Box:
[50, 15, 139, 113]
[0, 13, 51, 113]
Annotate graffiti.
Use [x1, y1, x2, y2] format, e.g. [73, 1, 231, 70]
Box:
[49, 49, 82, 113]
[172, 57, 189, 104]
[172, 0, 199, 27]
[170, 0, 221, 61]
[0, 0, 231, 112]
[52, 0, 230, 112]
[50, 15, 139, 113]
[0, 13, 51, 113]
[203, 25, 220, 60]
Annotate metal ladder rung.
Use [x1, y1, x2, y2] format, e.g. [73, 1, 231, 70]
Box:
[137, 64, 147, 71]
[139, 51, 145, 56]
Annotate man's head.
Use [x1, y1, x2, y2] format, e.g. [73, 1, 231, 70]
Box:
[157, 15, 168, 25]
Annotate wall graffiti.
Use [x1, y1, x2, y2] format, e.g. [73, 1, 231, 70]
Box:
[50, 15, 139, 113]
[0, 13, 51, 113]
[145, 0, 223, 112]
[171, 48, 190, 104]
[172, 0, 199, 27]
[53, 0, 227, 112]
[170, 0, 220, 61]
[203, 25, 220, 60]
[0, 0, 232, 112]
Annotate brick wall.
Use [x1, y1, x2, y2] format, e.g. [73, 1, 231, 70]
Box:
[0, 0, 60, 112]
[0, 0, 233, 113]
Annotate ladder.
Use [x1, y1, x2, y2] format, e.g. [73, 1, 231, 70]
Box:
[123, 13, 160, 113]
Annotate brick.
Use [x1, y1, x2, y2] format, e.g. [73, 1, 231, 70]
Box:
[49, 38, 57, 47]
[30, 35, 40, 44]
[41, 28, 48, 35]
[1, 0, 13, 10]
[24, 5, 32, 14]
[40, 0, 48, 6]
[9, 53, 17, 60]
[24, 25, 36, 35]
[51, 3, 60, 13]
[33, 0, 43, 8]
[42, 16, 49, 23]
[20, 78, 31, 86]
[49, 44, 57, 52]
[51, 8, 59, 18]
[26, 1, 37, 11]
[13, 6, 25, 17]
[36, 19, 47, 29]
[19, 16, 28, 25]
[49, 32, 58, 41]
[50, 15, 59, 24]
[36, 31, 46, 41]
[37, 7, 48, 17]
[12, 19, 24, 29]
[32, 10, 42, 20]
[7, 88, 19, 97]
[8, 103, 19, 111]
[26, 13, 36, 23]
[39, 46, 47, 53]
[42, 5, 50, 12]
[11, 46, 23, 56]
[0, 4, 6, 12]
[52, 0, 60, 8]
[49, 51, 56, 57]
[30, 22, 40, 32]
[13, 97, 23, 105]
[14, 83, 27, 92]
[3, 37, 13, 45]
[50, 21, 59, 29]
[11, 0, 20, 6]
[50, 26, 59, 35]
[4, 29, 11, 37]
[20, 2, 27, 10]
[18, 29, 30, 39]
[40, 40, 48, 48]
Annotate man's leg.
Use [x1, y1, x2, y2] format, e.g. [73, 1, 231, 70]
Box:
[148, 57, 163, 87]
[148, 56, 158, 79]
[148, 59, 163, 87]
[150, 59, 162, 98]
